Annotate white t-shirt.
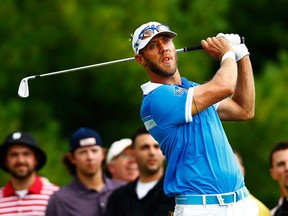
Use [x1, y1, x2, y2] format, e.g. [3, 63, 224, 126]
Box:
[15, 189, 28, 198]
[136, 180, 158, 199]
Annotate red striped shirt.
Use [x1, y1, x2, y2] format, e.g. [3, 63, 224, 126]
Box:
[0, 176, 59, 216]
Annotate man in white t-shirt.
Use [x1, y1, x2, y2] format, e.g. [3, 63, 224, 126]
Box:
[105, 128, 175, 216]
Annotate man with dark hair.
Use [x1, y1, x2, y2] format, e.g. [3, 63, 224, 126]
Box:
[45, 127, 122, 216]
[105, 128, 175, 216]
[0, 131, 59, 215]
[269, 141, 288, 216]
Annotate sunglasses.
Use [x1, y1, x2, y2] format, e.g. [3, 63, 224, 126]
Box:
[131, 24, 171, 53]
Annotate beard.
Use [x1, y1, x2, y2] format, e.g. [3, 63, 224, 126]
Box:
[144, 55, 178, 78]
[9, 163, 35, 180]
[140, 164, 163, 177]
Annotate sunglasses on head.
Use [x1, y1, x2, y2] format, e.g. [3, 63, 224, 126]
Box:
[131, 24, 171, 53]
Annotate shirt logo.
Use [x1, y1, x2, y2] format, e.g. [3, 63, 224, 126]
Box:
[174, 86, 187, 96]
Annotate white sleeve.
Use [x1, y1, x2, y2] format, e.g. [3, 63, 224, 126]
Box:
[185, 87, 194, 122]
[214, 101, 221, 110]
[187, 88, 220, 117]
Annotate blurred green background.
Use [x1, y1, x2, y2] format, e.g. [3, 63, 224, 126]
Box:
[1, 0, 288, 209]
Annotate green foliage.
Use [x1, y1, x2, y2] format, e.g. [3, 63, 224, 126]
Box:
[223, 52, 288, 208]
[0, 0, 287, 209]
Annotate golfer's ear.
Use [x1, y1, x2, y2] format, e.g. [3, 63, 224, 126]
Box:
[135, 55, 145, 65]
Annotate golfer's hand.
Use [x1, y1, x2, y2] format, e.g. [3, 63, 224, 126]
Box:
[216, 33, 249, 61]
[201, 37, 233, 61]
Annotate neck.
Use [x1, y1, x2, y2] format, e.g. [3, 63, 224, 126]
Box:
[149, 69, 181, 84]
[77, 170, 105, 192]
[139, 167, 163, 183]
[11, 172, 37, 191]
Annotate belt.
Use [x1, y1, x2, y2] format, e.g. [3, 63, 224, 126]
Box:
[175, 187, 249, 206]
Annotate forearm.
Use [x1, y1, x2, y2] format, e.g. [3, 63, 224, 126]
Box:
[192, 58, 237, 115]
[231, 55, 255, 119]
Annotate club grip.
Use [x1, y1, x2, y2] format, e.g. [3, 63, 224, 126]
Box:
[183, 36, 245, 52]
[183, 45, 202, 52]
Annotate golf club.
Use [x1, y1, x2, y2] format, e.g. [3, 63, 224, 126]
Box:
[17, 45, 203, 98]
[18, 37, 245, 98]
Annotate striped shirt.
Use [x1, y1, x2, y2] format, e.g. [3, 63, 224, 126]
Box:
[0, 176, 59, 216]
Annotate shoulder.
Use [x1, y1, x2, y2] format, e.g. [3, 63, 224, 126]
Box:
[104, 177, 125, 190]
[110, 181, 136, 197]
[0, 187, 4, 198]
[271, 202, 281, 215]
[48, 180, 78, 200]
[40, 177, 60, 192]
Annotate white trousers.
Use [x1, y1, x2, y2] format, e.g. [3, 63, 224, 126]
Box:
[173, 197, 258, 216]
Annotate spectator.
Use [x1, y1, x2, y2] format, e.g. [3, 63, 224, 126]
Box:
[105, 128, 175, 216]
[269, 141, 288, 216]
[45, 127, 122, 216]
[234, 150, 271, 216]
[0, 131, 59, 216]
[106, 138, 139, 184]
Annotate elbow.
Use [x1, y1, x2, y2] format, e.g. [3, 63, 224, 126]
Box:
[243, 113, 254, 121]
[246, 110, 255, 120]
[241, 109, 255, 121]
[223, 83, 235, 97]
[222, 77, 237, 96]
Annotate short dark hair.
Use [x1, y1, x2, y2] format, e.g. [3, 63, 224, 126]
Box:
[269, 141, 288, 168]
[63, 150, 106, 176]
[62, 153, 76, 176]
[131, 127, 149, 148]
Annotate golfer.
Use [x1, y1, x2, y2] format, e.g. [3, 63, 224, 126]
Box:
[131, 21, 255, 216]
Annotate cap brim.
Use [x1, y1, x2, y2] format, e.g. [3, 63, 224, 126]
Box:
[137, 31, 177, 54]
[106, 142, 132, 165]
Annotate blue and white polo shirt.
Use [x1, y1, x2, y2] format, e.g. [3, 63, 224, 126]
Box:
[140, 77, 244, 196]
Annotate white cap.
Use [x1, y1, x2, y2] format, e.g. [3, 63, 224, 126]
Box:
[106, 138, 132, 165]
[131, 21, 177, 54]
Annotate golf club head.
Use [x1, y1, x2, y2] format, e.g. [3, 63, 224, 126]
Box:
[18, 78, 30, 98]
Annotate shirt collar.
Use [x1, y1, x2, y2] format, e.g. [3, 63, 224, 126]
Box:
[140, 78, 191, 95]
[140, 81, 163, 95]
[3, 175, 43, 197]
[73, 175, 122, 193]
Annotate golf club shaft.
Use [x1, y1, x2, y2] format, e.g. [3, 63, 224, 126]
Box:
[17, 44, 202, 98]
[18, 37, 245, 98]
[33, 45, 202, 80]
[22, 36, 245, 80]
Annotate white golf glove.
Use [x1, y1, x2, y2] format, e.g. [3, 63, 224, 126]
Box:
[217, 33, 249, 61]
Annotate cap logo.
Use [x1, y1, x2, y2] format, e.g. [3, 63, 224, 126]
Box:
[79, 137, 97, 147]
[12, 132, 22, 140]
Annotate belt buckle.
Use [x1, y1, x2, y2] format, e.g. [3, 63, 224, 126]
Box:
[216, 192, 236, 206]
[216, 195, 226, 206]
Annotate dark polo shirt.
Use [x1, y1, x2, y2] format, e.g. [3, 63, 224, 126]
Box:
[45, 176, 122, 216]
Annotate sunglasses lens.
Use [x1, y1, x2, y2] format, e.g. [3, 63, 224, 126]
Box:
[139, 25, 169, 40]
[133, 24, 171, 53]
[142, 29, 154, 39]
